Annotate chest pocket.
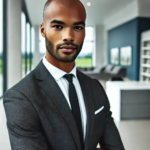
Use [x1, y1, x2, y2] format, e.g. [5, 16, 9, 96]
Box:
[94, 106, 105, 120]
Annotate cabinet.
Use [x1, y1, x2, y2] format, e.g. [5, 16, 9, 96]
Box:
[140, 30, 150, 82]
[106, 81, 150, 122]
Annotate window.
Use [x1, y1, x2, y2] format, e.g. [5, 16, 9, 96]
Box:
[26, 22, 31, 74]
[21, 12, 26, 77]
[31, 27, 35, 70]
[39, 30, 46, 58]
[76, 26, 95, 68]
[0, 0, 3, 97]
[21, 1, 35, 77]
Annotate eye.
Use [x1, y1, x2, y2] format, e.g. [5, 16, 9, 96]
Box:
[52, 25, 63, 29]
[74, 26, 83, 30]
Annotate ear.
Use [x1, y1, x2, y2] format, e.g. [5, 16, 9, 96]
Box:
[40, 23, 45, 37]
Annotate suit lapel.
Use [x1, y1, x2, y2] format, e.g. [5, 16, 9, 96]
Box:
[77, 71, 95, 150]
[35, 62, 82, 150]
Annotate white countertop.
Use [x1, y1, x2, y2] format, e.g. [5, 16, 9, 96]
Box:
[106, 81, 150, 90]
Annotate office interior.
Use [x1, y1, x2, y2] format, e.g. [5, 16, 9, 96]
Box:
[0, 0, 150, 150]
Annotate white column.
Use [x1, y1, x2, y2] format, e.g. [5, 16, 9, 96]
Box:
[95, 24, 105, 68]
[7, 0, 22, 89]
[103, 28, 108, 65]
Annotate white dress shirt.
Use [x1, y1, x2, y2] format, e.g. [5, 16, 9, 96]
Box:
[42, 56, 87, 141]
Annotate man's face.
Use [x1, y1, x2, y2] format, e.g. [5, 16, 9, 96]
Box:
[41, 1, 86, 63]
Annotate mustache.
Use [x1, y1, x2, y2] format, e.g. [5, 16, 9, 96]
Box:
[56, 42, 79, 49]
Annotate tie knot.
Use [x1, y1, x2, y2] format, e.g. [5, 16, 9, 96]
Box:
[64, 74, 73, 82]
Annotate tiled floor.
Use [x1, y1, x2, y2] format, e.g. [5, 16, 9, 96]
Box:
[0, 100, 11, 150]
[116, 120, 150, 150]
[0, 99, 150, 150]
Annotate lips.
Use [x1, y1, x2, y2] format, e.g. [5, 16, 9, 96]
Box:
[60, 45, 76, 53]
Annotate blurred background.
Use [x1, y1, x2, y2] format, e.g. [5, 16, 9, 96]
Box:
[0, 0, 150, 150]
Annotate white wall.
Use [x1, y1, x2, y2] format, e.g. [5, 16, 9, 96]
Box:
[104, 0, 139, 31]
[7, 0, 22, 89]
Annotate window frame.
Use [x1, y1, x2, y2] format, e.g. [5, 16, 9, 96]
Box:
[21, 0, 33, 77]
[2, 0, 7, 95]
[76, 26, 96, 68]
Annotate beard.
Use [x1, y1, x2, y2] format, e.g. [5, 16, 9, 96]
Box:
[45, 34, 83, 62]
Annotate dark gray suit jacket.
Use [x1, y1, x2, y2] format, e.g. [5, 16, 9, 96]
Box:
[3, 61, 125, 150]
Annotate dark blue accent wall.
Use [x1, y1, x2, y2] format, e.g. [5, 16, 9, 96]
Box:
[108, 17, 150, 80]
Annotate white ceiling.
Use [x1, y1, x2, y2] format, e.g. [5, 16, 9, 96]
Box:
[25, 0, 136, 26]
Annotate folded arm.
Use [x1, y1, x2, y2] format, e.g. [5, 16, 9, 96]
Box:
[3, 89, 49, 150]
[95, 80, 125, 150]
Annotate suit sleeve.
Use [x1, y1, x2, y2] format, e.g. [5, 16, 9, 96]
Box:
[3, 89, 49, 150]
[95, 80, 125, 150]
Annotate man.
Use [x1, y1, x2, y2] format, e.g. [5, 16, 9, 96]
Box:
[3, 0, 125, 150]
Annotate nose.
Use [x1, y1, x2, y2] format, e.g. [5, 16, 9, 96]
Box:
[62, 28, 74, 42]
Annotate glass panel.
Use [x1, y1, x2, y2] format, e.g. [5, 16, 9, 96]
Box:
[21, 12, 26, 77]
[0, 0, 3, 97]
[76, 26, 94, 68]
[84, 27, 94, 41]
[39, 29, 46, 58]
[39, 41, 46, 58]
[31, 27, 35, 70]
[26, 23, 30, 74]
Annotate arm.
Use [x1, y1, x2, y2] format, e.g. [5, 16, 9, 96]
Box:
[3, 89, 49, 150]
[95, 80, 125, 150]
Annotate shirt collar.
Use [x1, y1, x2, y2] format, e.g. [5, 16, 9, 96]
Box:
[42, 55, 77, 81]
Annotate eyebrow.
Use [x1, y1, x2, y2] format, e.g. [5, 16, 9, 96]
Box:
[50, 20, 85, 26]
[50, 20, 65, 25]
[73, 21, 85, 26]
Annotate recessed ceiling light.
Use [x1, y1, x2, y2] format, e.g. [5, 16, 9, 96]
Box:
[87, 2, 91, 6]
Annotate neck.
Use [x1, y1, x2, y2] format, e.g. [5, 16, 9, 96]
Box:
[46, 51, 75, 73]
